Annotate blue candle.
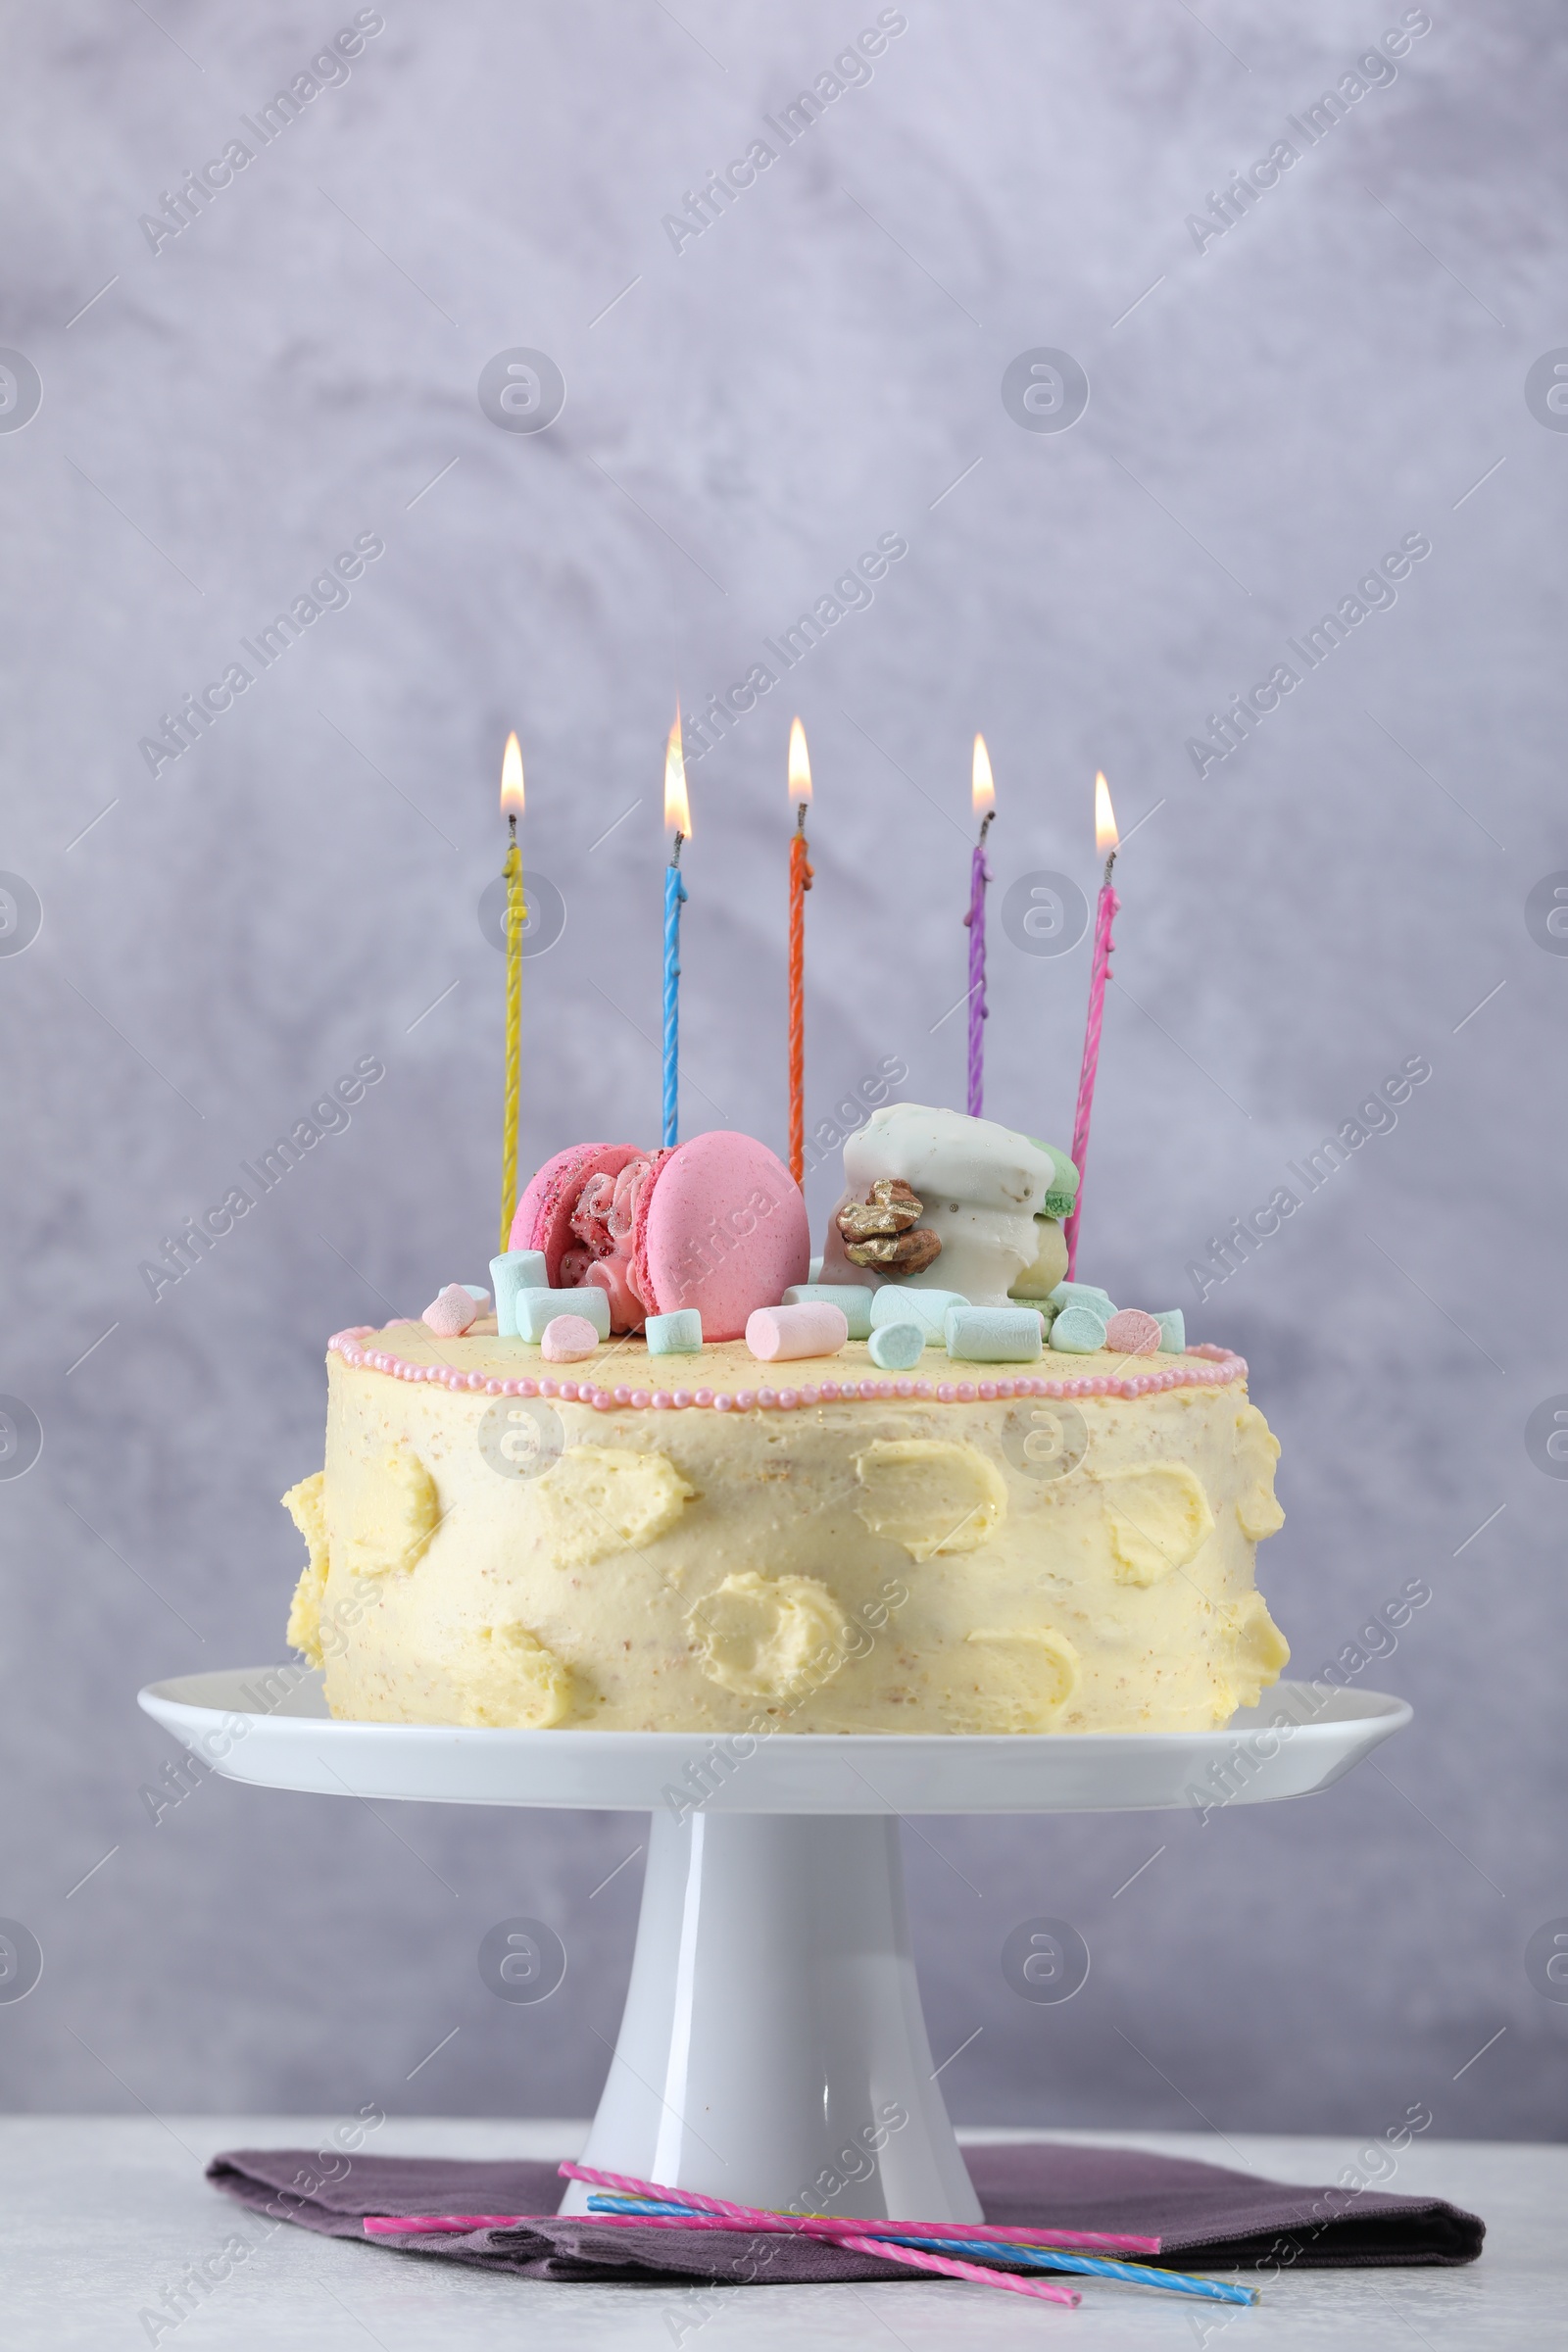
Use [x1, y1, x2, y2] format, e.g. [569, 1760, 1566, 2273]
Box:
[662, 710, 690, 1148]
[662, 848, 687, 1147]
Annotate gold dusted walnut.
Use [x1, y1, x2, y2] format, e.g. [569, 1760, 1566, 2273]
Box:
[838, 1178, 943, 1274]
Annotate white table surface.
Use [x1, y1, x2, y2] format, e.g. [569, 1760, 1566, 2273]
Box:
[1, 2117, 1556, 2350]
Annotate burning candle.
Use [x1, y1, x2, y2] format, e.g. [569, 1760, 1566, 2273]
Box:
[1063, 770, 1119, 1281]
[964, 733, 996, 1115]
[498, 730, 526, 1250]
[787, 716, 813, 1185]
[662, 707, 690, 1150]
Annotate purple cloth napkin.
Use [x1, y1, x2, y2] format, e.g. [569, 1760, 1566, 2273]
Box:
[206, 2141, 1483, 2285]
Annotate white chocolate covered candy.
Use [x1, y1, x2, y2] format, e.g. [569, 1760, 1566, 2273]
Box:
[819, 1104, 1058, 1308]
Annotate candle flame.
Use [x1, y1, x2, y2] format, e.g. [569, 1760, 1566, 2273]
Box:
[788, 715, 811, 807]
[499, 731, 524, 818]
[1095, 769, 1118, 856]
[664, 707, 691, 837]
[972, 733, 996, 819]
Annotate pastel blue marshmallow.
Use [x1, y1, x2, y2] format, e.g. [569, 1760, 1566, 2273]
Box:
[490, 1250, 549, 1338]
[1049, 1304, 1107, 1353]
[1047, 1281, 1117, 1319]
[808, 1255, 823, 1282]
[867, 1320, 926, 1371]
[870, 1286, 966, 1342]
[783, 1284, 873, 1341]
[514, 1286, 611, 1343]
[647, 1308, 704, 1354]
[1154, 1309, 1186, 1354]
[945, 1305, 1045, 1363]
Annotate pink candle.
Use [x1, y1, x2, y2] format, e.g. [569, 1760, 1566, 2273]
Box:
[553, 2157, 1157, 2251]
[554, 2161, 1081, 2302]
[1063, 771, 1119, 1281]
[964, 734, 995, 1115]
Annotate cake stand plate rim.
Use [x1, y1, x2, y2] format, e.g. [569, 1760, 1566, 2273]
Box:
[136, 1669, 1411, 1814]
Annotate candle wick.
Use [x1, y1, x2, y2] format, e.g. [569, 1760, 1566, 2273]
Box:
[1103, 847, 1117, 888]
[509, 811, 517, 842]
[978, 809, 995, 845]
[795, 802, 807, 832]
[668, 830, 685, 869]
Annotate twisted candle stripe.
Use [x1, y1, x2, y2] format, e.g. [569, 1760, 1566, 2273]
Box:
[499, 835, 524, 1251]
[559, 2158, 1152, 2251]
[788, 816, 812, 1184]
[559, 2173, 1073, 2306]
[877, 2229, 1254, 2307]
[964, 820, 992, 1117]
[1063, 862, 1118, 1280]
[662, 844, 687, 1150]
[588, 2200, 1252, 2307]
[368, 2199, 1158, 2256]
[557, 2173, 1147, 2248]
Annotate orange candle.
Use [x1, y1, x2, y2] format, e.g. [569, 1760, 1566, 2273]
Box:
[787, 717, 813, 1185]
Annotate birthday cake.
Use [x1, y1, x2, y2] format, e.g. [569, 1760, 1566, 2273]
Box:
[282, 1105, 1289, 1735]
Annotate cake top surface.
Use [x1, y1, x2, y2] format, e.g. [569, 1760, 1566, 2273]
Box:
[330, 1322, 1246, 1410]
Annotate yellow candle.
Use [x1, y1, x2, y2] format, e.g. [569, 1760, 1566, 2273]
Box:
[499, 732, 525, 1250]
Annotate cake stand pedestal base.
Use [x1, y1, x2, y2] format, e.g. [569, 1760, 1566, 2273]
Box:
[561, 1809, 980, 2220]
[138, 1670, 1411, 2225]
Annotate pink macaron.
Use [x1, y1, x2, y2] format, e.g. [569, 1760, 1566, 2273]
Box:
[509, 1142, 642, 1284]
[631, 1130, 809, 1343]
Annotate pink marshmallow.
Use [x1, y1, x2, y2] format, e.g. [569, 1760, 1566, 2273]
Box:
[422, 1284, 480, 1337]
[745, 1301, 850, 1362]
[541, 1313, 601, 1362]
[1105, 1308, 1162, 1356]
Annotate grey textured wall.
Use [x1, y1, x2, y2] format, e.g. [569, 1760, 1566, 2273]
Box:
[2, 0, 1564, 2143]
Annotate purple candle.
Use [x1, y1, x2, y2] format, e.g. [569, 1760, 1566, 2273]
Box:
[964, 733, 996, 1114]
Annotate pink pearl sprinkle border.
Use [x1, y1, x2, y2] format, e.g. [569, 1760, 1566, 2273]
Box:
[328, 1328, 1247, 1408]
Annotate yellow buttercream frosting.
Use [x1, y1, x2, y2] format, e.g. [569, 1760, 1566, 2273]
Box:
[691, 1571, 853, 1702]
[1098, 1462, 1216, 1586]
[286, 1329, 1289, 1733]
[335, 1444, 441, 1579]
[530, 1445, 696, 1571]
[951, 1628, 1082, 1731]
[853, 1438, 1008, 1560]
[281, 1471, 328, 1664]
[446, 1622, 574, 1729]
[1234, 1402, 1288, 1540]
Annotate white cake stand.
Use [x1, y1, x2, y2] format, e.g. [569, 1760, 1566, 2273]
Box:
[138, 1668, 1409, 2224]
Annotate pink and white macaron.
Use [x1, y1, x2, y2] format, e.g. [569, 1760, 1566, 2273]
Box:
[511, 1142, 643, 1286]
[509, 1130, 808, 1342]
[630, 1131, 809, 1342]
